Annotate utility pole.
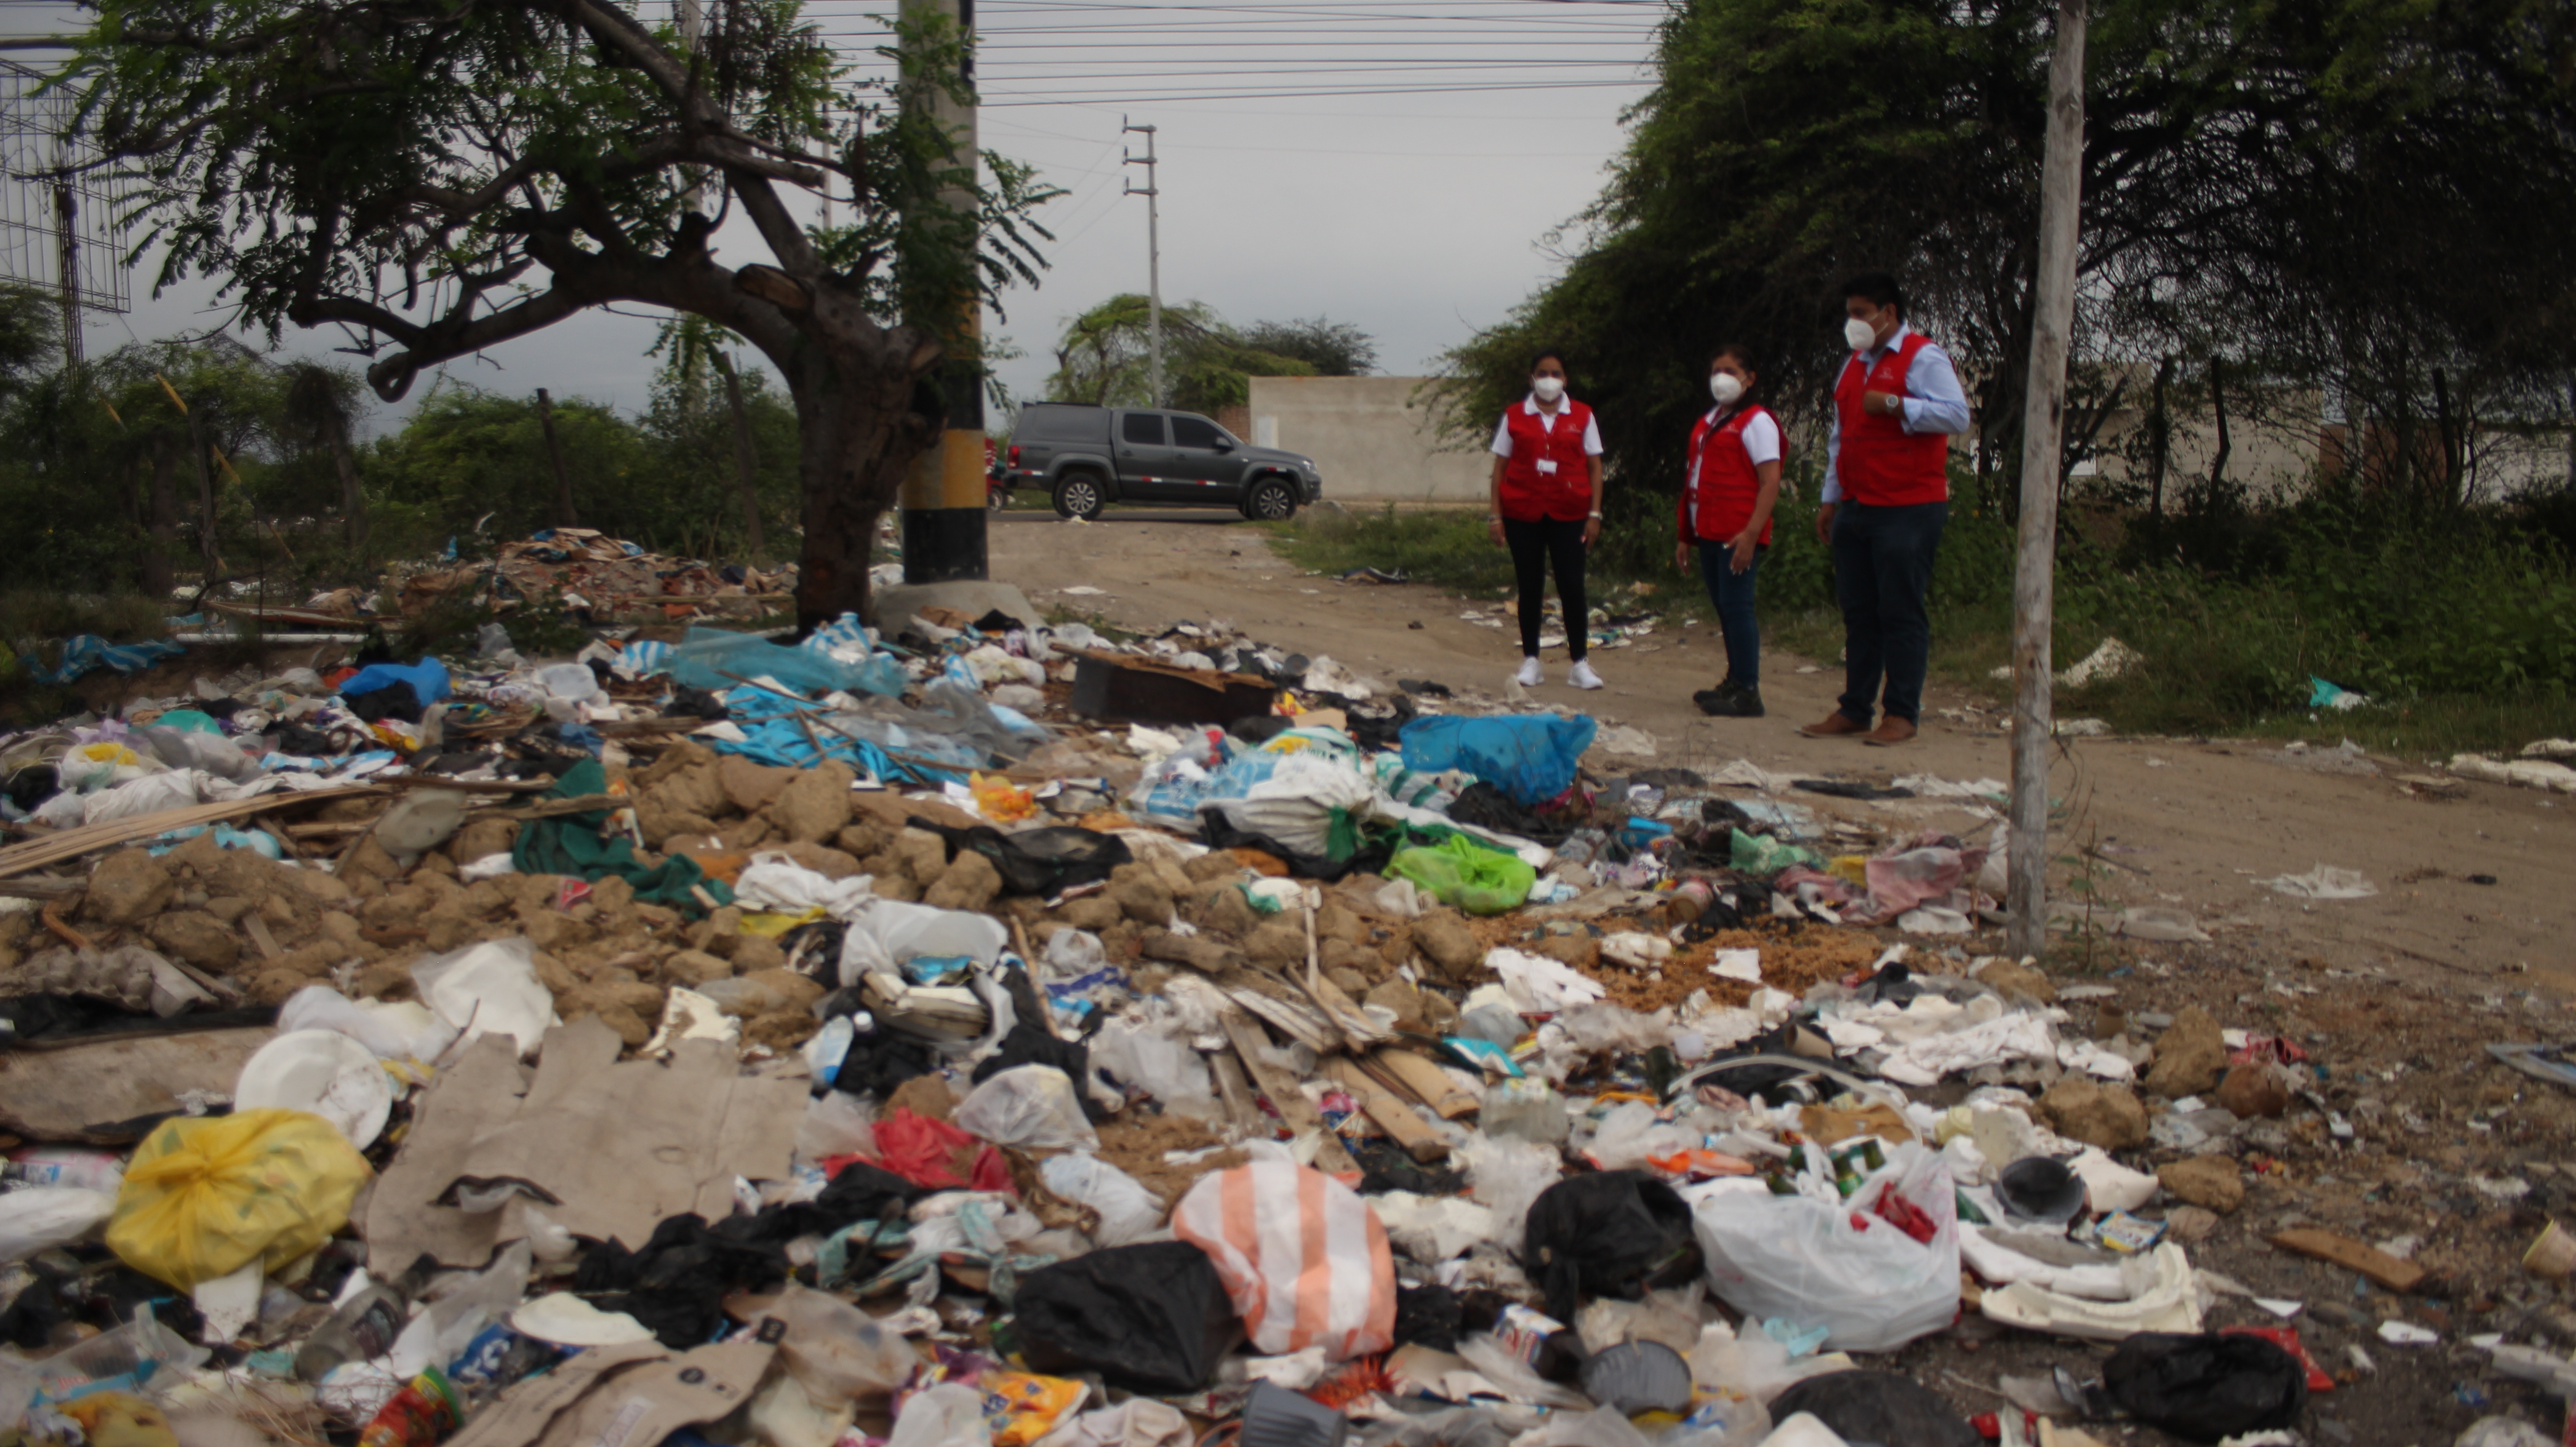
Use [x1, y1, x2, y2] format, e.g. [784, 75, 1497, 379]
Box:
[2005, 0, 2089, 959]
[896, 0, 988, 583]
[1123, 118, 1163, 407]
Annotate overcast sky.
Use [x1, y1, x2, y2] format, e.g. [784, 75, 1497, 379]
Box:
[10, 0, 1665, 433]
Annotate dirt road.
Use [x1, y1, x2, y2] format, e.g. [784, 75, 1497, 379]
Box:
[993, 510, 2573, 993]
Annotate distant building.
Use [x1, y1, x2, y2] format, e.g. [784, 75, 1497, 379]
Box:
[1247, 376, 1488, 504]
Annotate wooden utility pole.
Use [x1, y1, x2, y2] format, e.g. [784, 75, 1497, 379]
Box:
[2005, 0, 2088, 959]
[535, 387, 576, 526]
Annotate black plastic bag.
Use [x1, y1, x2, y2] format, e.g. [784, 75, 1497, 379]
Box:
[2104, 1332, 2308, 1443]
[913, 818, 1133, 897]
[1011, 1242, 1242, 1392]
[1521, 1171, 1696, 1322]
[572, 1213, 790, 1349]
[1769, 1370, 1983, 1447]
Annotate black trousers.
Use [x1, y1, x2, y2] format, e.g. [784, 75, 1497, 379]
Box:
[1504, 515, 1588, 661]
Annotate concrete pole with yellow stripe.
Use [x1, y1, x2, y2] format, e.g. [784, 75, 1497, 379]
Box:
[897, 0, 988, 583]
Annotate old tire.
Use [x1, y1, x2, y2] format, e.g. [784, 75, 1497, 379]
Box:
[987, 483, 1009, 511]
[1052, 473, 1106, 520]
[1246, 477, 1299, 521]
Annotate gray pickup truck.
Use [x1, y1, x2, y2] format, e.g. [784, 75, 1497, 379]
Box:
[997, 402, 1323, 521]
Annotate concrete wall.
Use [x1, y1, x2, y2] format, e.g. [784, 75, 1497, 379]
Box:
[1249, 376, 1490, 504]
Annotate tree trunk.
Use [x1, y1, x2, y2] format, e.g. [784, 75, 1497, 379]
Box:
[188, 410, 220, 587]
[711, 351, 765, 559]
[332, 413, 367, 549]
[788, 349, 941, 635]
[2147, 356, 2172, 536]
[2204, 362, 2231, 512]
[143, 443, 178, 598]
[536, 387, 576, 526]
[2431, 365, 2461, 509]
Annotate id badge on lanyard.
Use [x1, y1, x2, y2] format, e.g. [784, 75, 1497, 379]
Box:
[1534, 413, 1561, 474]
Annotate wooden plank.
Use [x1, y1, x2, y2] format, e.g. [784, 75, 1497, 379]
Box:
[2269, 1228, 2426, 1292]
[0, 784, 388, 880]
[1322, 1056, 1449, 1164]
[1370, 1048, 1480, 1120]
[1218, 1008, 1356, 1175]
[1205, 1047, 1263, 1135]
[0, 1026, 274, 1144]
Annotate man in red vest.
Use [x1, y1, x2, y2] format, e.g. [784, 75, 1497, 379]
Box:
[1798, 272, 1972, 746]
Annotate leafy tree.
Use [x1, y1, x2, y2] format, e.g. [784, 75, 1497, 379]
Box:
[276, 362, 369, 546]
[1433, 0, 2576, 528]
[1046, 296, 1380, 414]
[644, 317, 799, 561]
[365, 383, 653, 549]
[1237, 317, 1377, 378]
[69, 0, 1058, 630]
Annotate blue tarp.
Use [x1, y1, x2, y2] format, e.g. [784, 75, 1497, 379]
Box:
[26, 636, 185, 685]
[338, 657, 452, 704]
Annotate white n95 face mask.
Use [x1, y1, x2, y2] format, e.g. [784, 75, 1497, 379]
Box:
[1709, 373, 1744, 405]
[1844, 317, 1877, 351]
[1531, 376, 1565, 402]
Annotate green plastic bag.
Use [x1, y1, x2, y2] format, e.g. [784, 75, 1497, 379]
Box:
[1386, 834, 1537, 916]
[1729, 827, 1821, 876]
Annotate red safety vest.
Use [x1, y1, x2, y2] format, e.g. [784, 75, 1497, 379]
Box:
[1679, 404, 1778, 546]
[1497, 399, 1596, 522]
[1833, 332, 1951, 506]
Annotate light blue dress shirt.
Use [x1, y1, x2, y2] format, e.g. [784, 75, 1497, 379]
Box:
[1821, 323, 1974, 503]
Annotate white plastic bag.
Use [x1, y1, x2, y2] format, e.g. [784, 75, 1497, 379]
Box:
[276, 986, 458, 1061]
[955, 1066, 1099, 1152]
[410, 937, 558, 1057]
[839, 900, 1009, 986]
[1039, 1154, 1165, 1247]
[886, 1382, 985, 1447]
[0, 1188, 114, 1263]
[1463, 1131, 1563, 1245]
[796, 1091, 880, 1167]
[1691, 1142, 1960, 1354]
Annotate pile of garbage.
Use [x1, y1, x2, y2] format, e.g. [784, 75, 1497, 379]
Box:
[0, 594, 2557, 1447]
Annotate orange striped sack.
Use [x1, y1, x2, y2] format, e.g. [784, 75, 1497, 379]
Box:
[1170, 1152, 1397, 1361]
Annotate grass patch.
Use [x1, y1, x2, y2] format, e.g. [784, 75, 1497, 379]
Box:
[1266, 470, 2576, 758]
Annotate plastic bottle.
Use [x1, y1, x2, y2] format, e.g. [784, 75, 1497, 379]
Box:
[3, 1147, 125, 1193]
[295, 1266, 426, 1381]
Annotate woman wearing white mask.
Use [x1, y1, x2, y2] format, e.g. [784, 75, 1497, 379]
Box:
[1487, 348, 1607, 690]
[1674, 343, 1784, 717]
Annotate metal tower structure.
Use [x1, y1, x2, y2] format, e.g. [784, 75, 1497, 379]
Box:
[0, 59, 131, 368]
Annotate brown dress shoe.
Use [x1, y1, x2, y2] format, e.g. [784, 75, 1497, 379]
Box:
[1798, 712, 1869, 739]
[1861, 717, 1919, 746]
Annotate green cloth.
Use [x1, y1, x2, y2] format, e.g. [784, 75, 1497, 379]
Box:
[1386, 832, 1537, 916]
[511, 758, 735, 914]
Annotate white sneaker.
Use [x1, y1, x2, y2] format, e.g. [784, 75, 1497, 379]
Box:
[1515, 656, 1543, 687]
[1568, 659, 1604, 690]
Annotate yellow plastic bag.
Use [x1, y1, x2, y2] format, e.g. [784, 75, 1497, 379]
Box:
[106, 1108, 372, 1289]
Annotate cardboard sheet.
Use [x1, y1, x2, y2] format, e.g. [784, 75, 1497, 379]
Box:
[365, 1016, 805, 1264]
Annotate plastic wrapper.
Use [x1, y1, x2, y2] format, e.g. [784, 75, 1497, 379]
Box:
[1171, 1146, 1397, 1360]
[955, 1066, 1100, 1152]
[1013, 1242, 1244, 1393]
[1397, 713, 1596, 806]
[1039, 1153, 1167, 1247]
[0, 1187, 114, 1262]
[770, 1283, 918, 1405]
[1690, 1143, 1959, 1354]
[1385, 835, 1538, 916]
[107, 1108, 372, 1289]
[886, 1383, 987, 1447]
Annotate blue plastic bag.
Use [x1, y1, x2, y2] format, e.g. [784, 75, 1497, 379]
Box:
[1398, 714, 1597, 807]
[666, 627, 901, 698]
[339, 657, 452, 704]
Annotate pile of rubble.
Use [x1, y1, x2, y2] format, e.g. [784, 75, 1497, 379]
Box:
[0, 594, 2566, 1447]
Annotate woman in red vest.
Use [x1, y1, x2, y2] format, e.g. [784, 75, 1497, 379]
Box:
[1674, 344, 1783, 717]
[1798, 272, 1972, 746]
[1487, 349, 1607, 690]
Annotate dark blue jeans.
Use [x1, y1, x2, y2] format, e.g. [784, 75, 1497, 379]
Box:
[1832, 500, 1947, 725]
[1697, 541, 1765, 688]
